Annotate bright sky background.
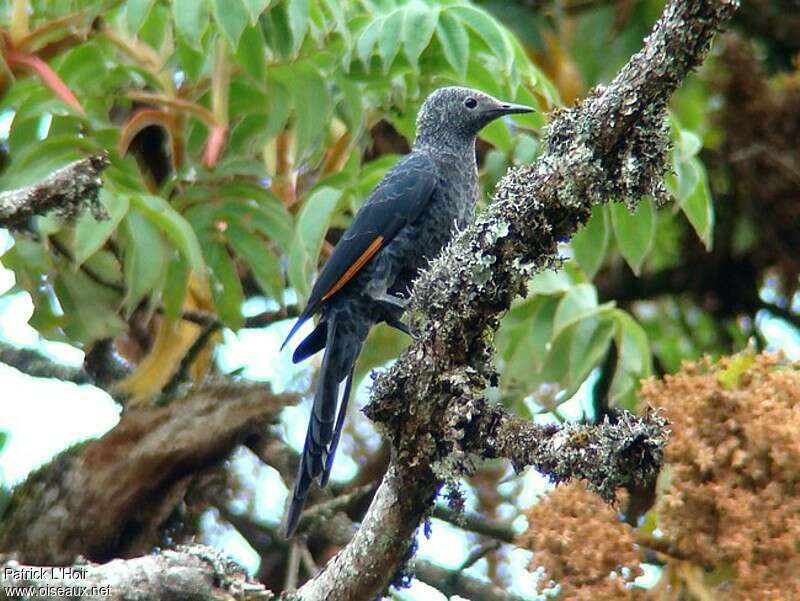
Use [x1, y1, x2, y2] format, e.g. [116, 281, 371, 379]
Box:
[1, 220, 798, 599]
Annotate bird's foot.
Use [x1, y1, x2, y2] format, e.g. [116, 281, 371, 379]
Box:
[369, 290, 409, 310]
[385, 315, 416, 339]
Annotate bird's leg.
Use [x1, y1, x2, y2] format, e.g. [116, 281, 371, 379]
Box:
[365, 275, 409, 309]
[370, 290, 409, 309]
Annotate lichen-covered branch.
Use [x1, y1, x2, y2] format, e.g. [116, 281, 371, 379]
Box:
[0, 155, 109, 227]
[0, 545, 272, 601]
[477, 406, 669, 503]
[0, 383, 298, 565]
[296, 2, 737, 600]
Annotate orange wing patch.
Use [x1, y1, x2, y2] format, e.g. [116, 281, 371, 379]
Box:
[321, 236, 385, 301]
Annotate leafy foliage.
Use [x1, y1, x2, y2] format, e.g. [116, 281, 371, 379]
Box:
[0, 0, 713, 411]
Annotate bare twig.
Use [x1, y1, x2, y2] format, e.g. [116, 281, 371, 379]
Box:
[413, 559, 531, 601]
[457, 540, 501, 573]
[432, 506, 516, 544]
[0, 154, 109, 227]
[0, 341, 91, 384]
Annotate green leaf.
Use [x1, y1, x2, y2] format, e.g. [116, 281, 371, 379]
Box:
[553, 283, 613, 338]
[568, 316, 616, 395]
[528, 270, 573, 296]
[336, 76, 365, 136]
[287, 0, 310, 53]
[610, 199, 656, 276]
[242, 0, 270, 24]
[126, 0, 156, 34]
[237, 24, 268, 80]
[263, 78, 292, 140]
[379, 10, 403, 71]
[226, 222, 285, 303]
[215, 183, 294, 251]
[543, 315, 615, 398]
[402, 2, 438, 65]
[436, 10, 469, 76]
[498, 294, 559, 383]
[174, 0, 208, 47]
[120, 210, 167, 315]
[72, 190, 129, 266]
[671, 154, 700, 203]
[212, 0, 249, 49]
[139, 3, 171, 49]
[176, 34, 207, 79]
[449, 4, 511, 71]
[130, 194, 206, 276]
[356, 17, 384, 66]
[609, 309, 652, 409]
[288, 187, 341, 300]
[679, 158, 714, 250]
[291, 64, 330, 162]
[677, 128, 702, 160]
[163, 253, 190, 320]
[571, 205, 610, 279]
[54, 270, 126, 345]
[204, 240, 245, 329]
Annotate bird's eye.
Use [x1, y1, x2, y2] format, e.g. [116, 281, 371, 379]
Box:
[464, 97, 478, 109]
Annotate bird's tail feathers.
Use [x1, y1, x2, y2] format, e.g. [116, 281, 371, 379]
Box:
[284, 313, 361, 537]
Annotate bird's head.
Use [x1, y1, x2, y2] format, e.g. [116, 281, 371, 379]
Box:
[414, 86, 534, 150]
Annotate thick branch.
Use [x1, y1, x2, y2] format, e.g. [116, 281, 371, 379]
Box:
[297, 2, 736, 600]
[0, 382, 298, 565]
[0, 155, 109, 227]
[0, 545, 272, 601]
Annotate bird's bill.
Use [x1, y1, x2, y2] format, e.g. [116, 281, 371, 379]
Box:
[484, 100, 535, 116]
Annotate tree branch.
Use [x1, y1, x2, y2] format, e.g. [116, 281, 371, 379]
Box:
[0, 154, 109, 227]
[296, 2, 737, 600]
[0, 342, 91, 385]
[413, 559, 530, 601]
[0, 382, 298, 565]
[0, 544, 273, 601]
[432, 506, 515, 544]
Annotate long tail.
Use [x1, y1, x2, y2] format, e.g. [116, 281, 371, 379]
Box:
[284, 312, 361, 537]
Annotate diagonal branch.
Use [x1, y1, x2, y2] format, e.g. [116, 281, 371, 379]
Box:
[296, 2, 737, 600]
[0, 154, 109, 227]
[0, 341, 91, 384]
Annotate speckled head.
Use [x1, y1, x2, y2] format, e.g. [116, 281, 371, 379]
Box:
[413, 86, 533, 150]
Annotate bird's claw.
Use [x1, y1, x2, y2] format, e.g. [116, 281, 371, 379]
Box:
[370, 290, 409, 309]
[385, 315, 416, 339]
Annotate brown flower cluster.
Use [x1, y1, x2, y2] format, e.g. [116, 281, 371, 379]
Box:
[518, 481, 643, 600]
[647, 351, 800, 599]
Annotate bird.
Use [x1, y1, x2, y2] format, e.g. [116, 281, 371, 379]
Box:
[280, 86, 533, 537]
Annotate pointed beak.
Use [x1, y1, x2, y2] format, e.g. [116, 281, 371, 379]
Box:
[484, 101, 535, 117]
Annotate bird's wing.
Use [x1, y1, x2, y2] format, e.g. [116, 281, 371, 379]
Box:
[282, 152, 437, 349]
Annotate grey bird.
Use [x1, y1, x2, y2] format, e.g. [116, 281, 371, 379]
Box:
[281, 86, 533, 537]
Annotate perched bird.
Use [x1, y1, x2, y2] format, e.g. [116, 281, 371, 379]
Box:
[281, 86, 533, 536]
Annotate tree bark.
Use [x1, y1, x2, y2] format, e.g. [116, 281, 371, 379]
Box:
[296, 2, 737, 599]
[0, 383, 297, 565]
[0, 155, 109, 227]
